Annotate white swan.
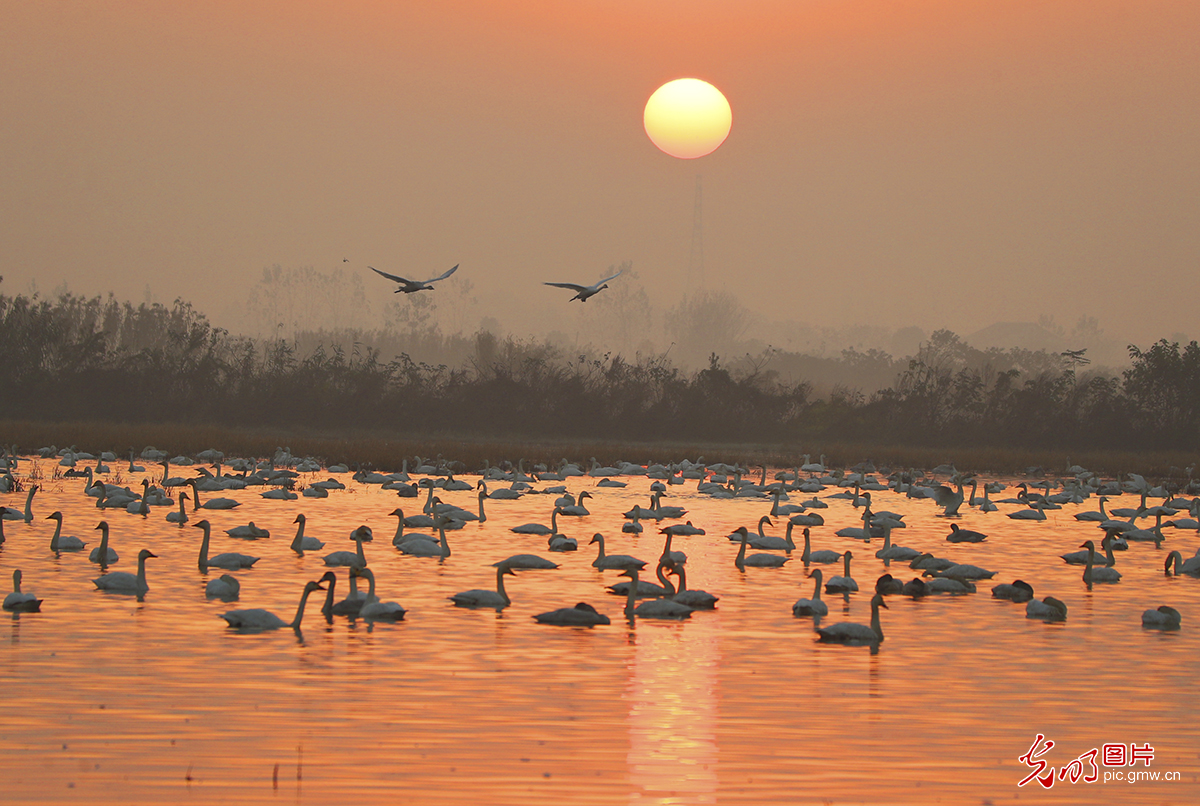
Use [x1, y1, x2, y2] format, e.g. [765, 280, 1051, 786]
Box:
[800, 527, 842, 564]
[875, 525, 921, 559]
[1007, 498, 1048, 520]
[450, 563, 516, 609]
[589, 533, 646, 570]
[991, 579, 1034, 602]
[290, 513, 326, 554]
[323, 570, 367, 617]
[932, 479, 965, 516]
[557, 490, 593, 516]
[93, 549, 156, 594]
[946, 523, 988, 543]
[664, 560, 718, 608]
[824, 550, 858, 592]
[352, 568, 406, 620]
[226, 522, 270, 539]
[816, 592, 886, 645]
[745, 516, 794, 551]
[220, 580, 325, 631]
[533, 602, 611, 626]
[732, 526, 789, 569]
[1074, 496, 1110, 522]
[165, 492, 189, 524]
[89, 521, 119, 564]
[1026, 596, 1068, 620]
[621, 568, 693, 619]
[205, 574, 240, 600]
[397, 517, 451, 558]
[1164, 550, 1200, 576]
[511, 507, 560, 536]
[2, 484, 37, 522]
[45, 511, 86, 552]
[369, 263, 459, 293]
[1141, 605, 1181, 630]
[195, 520, 260, 570]
[1061, 534, 1118, 566]
[189, 481, 240, 510]
[543, 268, 623, 302]
[323, 528, 369, 567]
[4, 569, 42, 612]
[1080, 540, 1122, 583]
[792, 569, 828, 616]
[492, 554, 559, 570]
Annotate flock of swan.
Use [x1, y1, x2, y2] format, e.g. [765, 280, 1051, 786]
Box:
[2, 446, 1196, 645]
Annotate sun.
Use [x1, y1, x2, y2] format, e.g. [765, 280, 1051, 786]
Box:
[644, 78, 732, 159]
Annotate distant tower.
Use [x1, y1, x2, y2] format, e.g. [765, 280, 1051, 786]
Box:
[687, 174, 704, 290]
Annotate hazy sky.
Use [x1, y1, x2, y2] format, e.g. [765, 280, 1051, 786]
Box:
[2, 1, 1197, 347]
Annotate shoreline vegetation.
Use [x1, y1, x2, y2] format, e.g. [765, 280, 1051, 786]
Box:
[2, 282, 1198, 476]
[2, 419, 1195, 479]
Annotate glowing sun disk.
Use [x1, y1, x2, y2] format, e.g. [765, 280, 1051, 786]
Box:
[644, 79, 732, 160]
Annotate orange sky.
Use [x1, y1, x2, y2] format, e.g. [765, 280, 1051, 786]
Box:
[2, 1, 1197, 348]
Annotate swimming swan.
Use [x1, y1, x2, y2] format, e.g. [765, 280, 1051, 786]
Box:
[205, 574, 241, 600]
[621, 567, 693, 619]
[733, 526, 789, 570]
[533, 602, 611, 626]
[1026, 596, 1068, 621]
[93, 549, 156, 594]
[824, 551, 858, 592]
[793, 569, 829, 616]
[352, 568, 407, 620]
[194, 520, 260, 570]
[46, 511, 87, 552]
[290, 514, 327, 554]
[449, 563, 516, 609]
[220, 579, 326, 631]
[816, 592, 886, 645]
[589, 533, 646, 570]
[1141, 605, 1181, 630]
[89, 521, 119, 564]
[4, 569, 42, 612]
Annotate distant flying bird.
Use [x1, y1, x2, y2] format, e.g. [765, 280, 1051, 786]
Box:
[368, 264, 459, 293]
[544, 269, 623, 302]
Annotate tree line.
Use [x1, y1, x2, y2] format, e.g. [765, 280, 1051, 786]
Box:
[1, 282, 1196, 451]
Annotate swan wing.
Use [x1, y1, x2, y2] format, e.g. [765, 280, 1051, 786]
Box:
[592, 269, 623, 287]
[544, 282, 588, 292]
[368, 266, 412, 284]
[422, 264, 459, 284]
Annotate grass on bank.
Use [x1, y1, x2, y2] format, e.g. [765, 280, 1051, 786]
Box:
[1, 418, 1194, 481]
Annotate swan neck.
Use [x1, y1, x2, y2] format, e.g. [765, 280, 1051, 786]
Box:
[291, 521, 304, 553]
[50, 518, 62, 550]
[290, 586, 316, 629]
[624, 569, 638, 617]
[198, 525, 210, 569]
[496, 567, 511, 604]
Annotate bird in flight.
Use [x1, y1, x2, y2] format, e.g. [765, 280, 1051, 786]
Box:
[544, 269, 623, 302]
[368, 264, 459, 293]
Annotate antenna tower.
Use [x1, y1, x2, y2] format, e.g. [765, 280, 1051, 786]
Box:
[687, 174, 704, 290]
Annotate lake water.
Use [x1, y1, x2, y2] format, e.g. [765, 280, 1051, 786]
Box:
[1, 458, 1197, 804]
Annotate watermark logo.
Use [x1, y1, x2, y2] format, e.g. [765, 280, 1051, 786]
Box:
[1018, 735, 1179, 788]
